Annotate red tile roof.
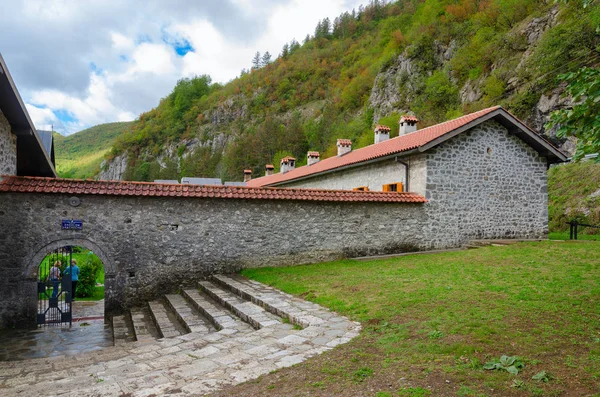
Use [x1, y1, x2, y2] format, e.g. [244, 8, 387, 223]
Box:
[375, 125, 391, 132]
[0, 176, 427, 203]
[337, 139, 352, 146]
[243, 169, 252, 173]
[307, 151, 320, 157]
[281, 156, 296, 162]
[249, 107, 506, 187]
[401, 115, 419, 123]
[265, 164, 274, 169]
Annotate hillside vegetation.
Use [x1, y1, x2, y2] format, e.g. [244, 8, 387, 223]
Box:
[101, 0, 599, 183]
[54, 121, 132, 179]
[548, 160, 600, 233]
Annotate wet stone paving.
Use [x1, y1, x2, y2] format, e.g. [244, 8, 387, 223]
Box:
[0, 275, 361, 396]
[0, 300, 111, 361]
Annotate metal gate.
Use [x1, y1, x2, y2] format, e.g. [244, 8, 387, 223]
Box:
[37, 246, 73, 326]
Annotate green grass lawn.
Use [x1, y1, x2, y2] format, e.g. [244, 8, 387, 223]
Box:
[235, 241, 600, 396]
[549, 231, 600, 241]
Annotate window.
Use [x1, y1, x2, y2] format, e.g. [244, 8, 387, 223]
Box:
[382, 182, 403, 192]
[353, 186, 369, 191]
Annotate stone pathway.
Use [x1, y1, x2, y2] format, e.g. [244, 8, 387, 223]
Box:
[0, 300, 111, 361]
[0, 275, 360, 396]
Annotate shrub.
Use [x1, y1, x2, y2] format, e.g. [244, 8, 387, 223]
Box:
[77, 255, 102, 298]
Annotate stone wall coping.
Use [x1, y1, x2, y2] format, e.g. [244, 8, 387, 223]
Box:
[0, 175, 427, 203]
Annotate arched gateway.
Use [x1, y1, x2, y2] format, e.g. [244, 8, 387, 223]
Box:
[27, 238, 116, 326]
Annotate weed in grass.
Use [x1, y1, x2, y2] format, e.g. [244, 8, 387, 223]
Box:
[531, 370, 553, 382]
[397, 387, 431, 396]
[375, 392, 393, 397]
[352, 367, 374, 383]
[428, 330, 443, 339]
[267, 384, 275, 389]
[484, 355, 524, 375]
[512, 379, 525, 388]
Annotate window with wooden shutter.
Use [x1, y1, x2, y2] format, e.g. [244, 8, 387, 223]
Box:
[383, 182, 403, 192]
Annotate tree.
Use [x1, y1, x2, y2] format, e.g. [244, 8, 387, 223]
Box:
[251, 51, 261, 69]
[261, 51, 272, 67]
[546, 67, 600, 160]
[289, 39, 300, 53]
[280, 43, 289, 58]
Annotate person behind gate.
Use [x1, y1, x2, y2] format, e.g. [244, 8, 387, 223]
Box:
[49, 261, 61, 298]
[64, 259, 80, 300]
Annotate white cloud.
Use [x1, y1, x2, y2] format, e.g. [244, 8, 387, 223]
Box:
[111, 32, 135, 51]
[25, 104, 57, 131]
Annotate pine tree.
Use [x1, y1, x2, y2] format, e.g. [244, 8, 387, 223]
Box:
[289, 39, 300, 53]
[261, 51, 272, 67]
[281, 43, 289, 58]
[251, 51, 261, 70]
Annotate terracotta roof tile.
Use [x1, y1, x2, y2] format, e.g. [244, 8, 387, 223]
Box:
[307, 151, 320, 157]
[401, 115, 419, 122]
[337, 139, 352, 146]
[249, 107, 502, 187]
[0, 176, 427, 204]
[375, 125, 391, 132]
[281, 156, 296, 162]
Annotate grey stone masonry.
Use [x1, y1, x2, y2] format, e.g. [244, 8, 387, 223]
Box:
[0, 276, 361, 397]
[422, 120, 548, 247]
[0, 109, 17, 177]
[0, 192, 427, 328]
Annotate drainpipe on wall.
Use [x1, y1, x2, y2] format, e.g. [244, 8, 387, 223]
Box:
[395, 157, 409, 192]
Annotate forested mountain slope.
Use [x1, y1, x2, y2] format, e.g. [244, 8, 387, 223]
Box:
[54, 121, 132, 179]
[99, 0, 600, 182]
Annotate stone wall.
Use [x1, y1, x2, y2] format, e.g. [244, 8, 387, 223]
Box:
[0, 110, 17, 177]
[422, 120, 548, 247]
[283, 158, 409, 192]
[0, 193, 428, 328]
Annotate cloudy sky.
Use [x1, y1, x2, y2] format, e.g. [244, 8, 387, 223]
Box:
[1, 0, 363, 135]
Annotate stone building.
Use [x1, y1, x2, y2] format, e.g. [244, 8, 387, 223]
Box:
[248, 107, 566, 245]
[0, 53, 56, 179]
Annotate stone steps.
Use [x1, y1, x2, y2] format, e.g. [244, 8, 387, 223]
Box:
[148, 299, 186, 338]
[213, 274, 327, 328]
[182, 288, 254, 335]
[164, 293, 214, 334]
[198, 280, 281, 330]
[111, 313, 135, 346]
[130, 306, 159, 342]
[1, 275, 362, 397]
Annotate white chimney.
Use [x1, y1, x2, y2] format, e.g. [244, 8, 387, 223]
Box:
[265, 164, 274, 176]
[280, 156, 296, 173]
[307, 151, 320, 166]
[399, 115, 419, 136]
[337, 139, 352, 156]
[243, 169, 252, 182]
[374, 125, 391, 144]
